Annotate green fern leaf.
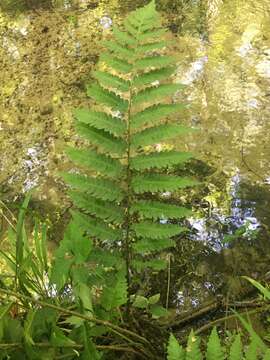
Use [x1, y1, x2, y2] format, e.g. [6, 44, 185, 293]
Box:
[132, 221, 186, 239]
[123, 1, 162, 39]
[206, 327, 224, 360]
[87, 83, 128, 112]
[245, 339, 258, 360]
[69, 192, 124, 224]
[93, 71, 130, 92]
[136, 40, 167, 55]
[133, 238, 175, 254]
[123, 18, 139, 39]
[139, 28, 167, 42]
[71, 211, 121, 242]
[113, 27, 137, 46]
[132, 174, 198, 193]
[133, 84, 184, 107]
[76, 123, 126, 156]
[229, 334, 242, 360]
[73, 108, 126, 137]
[133, 67, 175, 88]
[134, 55, 176, 71]
[102, 40, 135, 61]
[100, 269, 127, 311]
[186, 330, 202, 360]
[66, 147, 123, 179]
[167, 334, 185, 360]
[88, 248, 124, 269]
[130, 103, 187, 131]
[130, 151, 193, 170]
[263, 349, 270, 360]
[60, 0, 197, 311]
[131, 124, 194, 149]
[131, 200, 192, 220]
[60, 173, 124, 201]
[128, 1, 161, 30]
[100, 53, 132, 74]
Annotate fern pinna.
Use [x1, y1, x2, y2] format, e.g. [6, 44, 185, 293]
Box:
[167, 328, 270, 360]
[60, 1, 196, 300]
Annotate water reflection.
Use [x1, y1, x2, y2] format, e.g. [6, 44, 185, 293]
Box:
[188, 171, 260, 252]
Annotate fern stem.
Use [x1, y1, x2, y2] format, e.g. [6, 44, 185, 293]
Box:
[124, 83, 133, 313]
[166, 253, 171, 310]
[0, 342, 144, 357]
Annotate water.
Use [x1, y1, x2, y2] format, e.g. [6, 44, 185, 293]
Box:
[1, 0, 270, 310]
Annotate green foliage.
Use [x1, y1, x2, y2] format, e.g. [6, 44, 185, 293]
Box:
[167, 333, 185, 360]
[229, 334, 242, 360]
[206, 327, 225, 360]
[131, 293, 168, 318]
[186, 329, 202, 360]
[60, 0, 196, 303]
[167, 329, 269, 360]
[242, 276, 270, 300]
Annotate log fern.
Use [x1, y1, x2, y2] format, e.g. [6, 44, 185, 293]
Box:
[61, 0, 196, 301]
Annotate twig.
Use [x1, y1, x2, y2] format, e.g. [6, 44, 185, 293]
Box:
[194, 303, 270, 337]
[163, 297, 267, 330]
[166, 254, 171, 310]
[0, 342, 140, 355]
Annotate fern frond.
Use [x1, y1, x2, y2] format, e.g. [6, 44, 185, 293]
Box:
[130, 200, 192, 220]
[167, 334, 185, 360]
[60, 173, 124, 201]
[132, 174, 198, 193]
[123, 1, 162, 39]
[229, 334, 242, 360]
[130, 103, 186, 131]
[113, 27, 137, 46]
[139, 28, 167, 42]
[100, 269, 127, 311]
[71, 211, 121, 242]
[132, 221, 186, 239]
[133, 67, 175, 88]
[76, 123, 126, 156]
[136, 40, 167, 55]
[87, 83, 128, 112]
[69, 192, 124, 224]
[73, 108, 126, 137]
[134, 55, 176, 71]
[93, 71, 130, 92]
[123, 18, 139, 39]
[88, 248, 123, 268]
[66, 147, 123, 179]
[263, 349, 270, 360]
[133, 238, 175, 254]
[102, 40, 135, 61]
[133, 84, 183, 107]
[130, 151, 193, 170]
[245, 339, 258, 360]
[100, 53, 132, 74]
[186, 330, 202, 360]
[131, 124, 194, 149]
[128, 2, 161, 31]
[206, 327, 224, 360]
